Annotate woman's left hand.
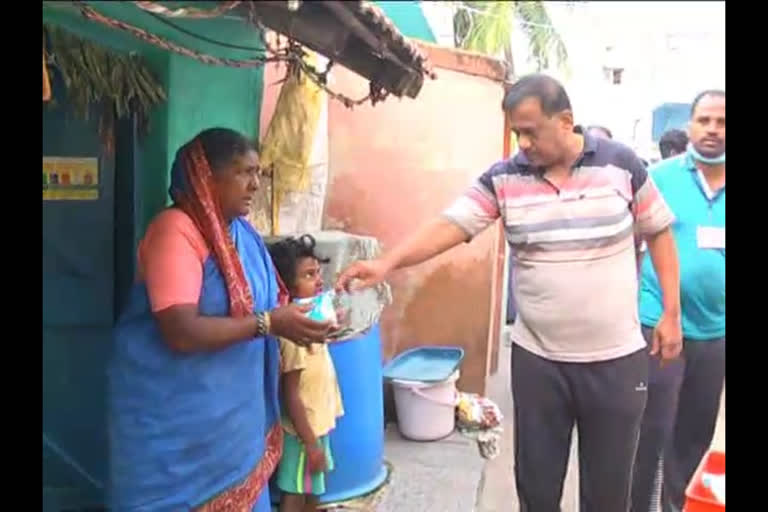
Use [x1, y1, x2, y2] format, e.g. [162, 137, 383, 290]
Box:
[270, 303, 334, 347]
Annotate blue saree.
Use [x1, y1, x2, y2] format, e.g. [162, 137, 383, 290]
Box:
[108, 216, 281, 511]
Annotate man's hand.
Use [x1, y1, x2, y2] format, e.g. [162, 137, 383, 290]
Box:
[645, 227, 682, 364]
[651, 311, 683, 363]
[335, 218, 471, 293]
[306, 443, 328, 473]
[335, 258, 391, 293]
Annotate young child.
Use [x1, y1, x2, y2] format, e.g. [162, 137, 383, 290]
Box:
[269, 235, 344, 512]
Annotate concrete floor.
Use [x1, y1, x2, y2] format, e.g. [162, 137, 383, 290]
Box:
[376, 428, 485, 512]
[324, 426, 484, 512]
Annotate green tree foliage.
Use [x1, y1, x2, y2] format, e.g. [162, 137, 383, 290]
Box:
[452, 1, 568, 76]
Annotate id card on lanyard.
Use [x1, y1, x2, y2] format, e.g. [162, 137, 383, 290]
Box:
[697, 226, 725, 249]
[695, 169, 725, 249]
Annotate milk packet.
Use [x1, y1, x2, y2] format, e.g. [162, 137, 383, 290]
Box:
[294, 290, 338, 324]
[293, 291, 340, 353]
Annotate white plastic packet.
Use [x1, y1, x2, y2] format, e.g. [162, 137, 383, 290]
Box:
[294, 291, 337, 353]
[295, 290, 338, 325]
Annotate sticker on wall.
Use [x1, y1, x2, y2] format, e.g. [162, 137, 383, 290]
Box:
[42, 157, 99, 200]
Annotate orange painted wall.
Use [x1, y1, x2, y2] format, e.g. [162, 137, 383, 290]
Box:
[260, 48, 507, 394]
[323, 61, 506, 393]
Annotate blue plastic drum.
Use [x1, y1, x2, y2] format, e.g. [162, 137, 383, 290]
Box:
[322, 323, 388, 503]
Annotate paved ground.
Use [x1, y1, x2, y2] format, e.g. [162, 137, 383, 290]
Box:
[375, 427, 485, 512]
[325, 426, 484, 511]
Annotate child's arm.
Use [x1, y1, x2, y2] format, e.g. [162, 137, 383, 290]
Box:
[283, 370, 318, 447]
[283, 371, 327, 473]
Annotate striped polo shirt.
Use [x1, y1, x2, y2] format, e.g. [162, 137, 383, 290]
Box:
[443, 128, 675, 362]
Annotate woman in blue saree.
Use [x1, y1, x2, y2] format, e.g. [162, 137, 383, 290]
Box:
[109, 128, 333, 511]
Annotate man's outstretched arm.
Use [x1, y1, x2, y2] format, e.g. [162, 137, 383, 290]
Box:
[336, 167, 503, 291]
[336, 218, 470, 291]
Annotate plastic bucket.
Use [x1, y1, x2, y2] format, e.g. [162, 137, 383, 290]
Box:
[391, 371, 459, 441]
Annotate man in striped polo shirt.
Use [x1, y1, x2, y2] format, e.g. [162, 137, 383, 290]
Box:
[631, 90, 725, 512]
[337, 74, 682, 511]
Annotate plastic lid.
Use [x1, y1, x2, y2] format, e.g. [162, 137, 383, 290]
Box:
[383, 346, 465, 383]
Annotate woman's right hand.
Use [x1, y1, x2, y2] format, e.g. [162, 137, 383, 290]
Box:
[270, 303, 334, 347]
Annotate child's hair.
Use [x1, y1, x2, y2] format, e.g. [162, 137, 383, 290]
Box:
[268, 234, 330, 288]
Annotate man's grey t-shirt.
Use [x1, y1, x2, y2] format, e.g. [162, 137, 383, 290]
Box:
[444, 130, 674, 362]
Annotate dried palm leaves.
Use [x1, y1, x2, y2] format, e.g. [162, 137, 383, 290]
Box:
[43, 24, 166, 146]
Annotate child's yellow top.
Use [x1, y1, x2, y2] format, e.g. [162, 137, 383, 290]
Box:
[279, 338, 344, 437]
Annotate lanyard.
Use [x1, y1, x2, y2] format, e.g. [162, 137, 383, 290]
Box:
[692, 169, 724, 223]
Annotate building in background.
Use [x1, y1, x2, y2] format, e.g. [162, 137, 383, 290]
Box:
[420, 1, 725, 161]
[512, 1, 725, 161]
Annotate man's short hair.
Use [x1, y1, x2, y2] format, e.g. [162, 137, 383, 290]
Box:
[659, 129, 689, 159]
[502, 74, 572, 116]
[690, 90, 725, 117]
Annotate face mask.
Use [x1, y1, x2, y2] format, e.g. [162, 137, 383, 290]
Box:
[688, 143, 725, 165]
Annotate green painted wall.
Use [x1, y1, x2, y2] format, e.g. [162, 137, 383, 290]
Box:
[165, 56, 262, 183]
[42, 0, 433, 233]
[43, 1, 265, 236]
[43, 6, 267, 505]
[374, 1, 437, 42]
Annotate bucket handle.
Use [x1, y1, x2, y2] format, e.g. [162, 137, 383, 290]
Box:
[406, 386, 458, 408]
